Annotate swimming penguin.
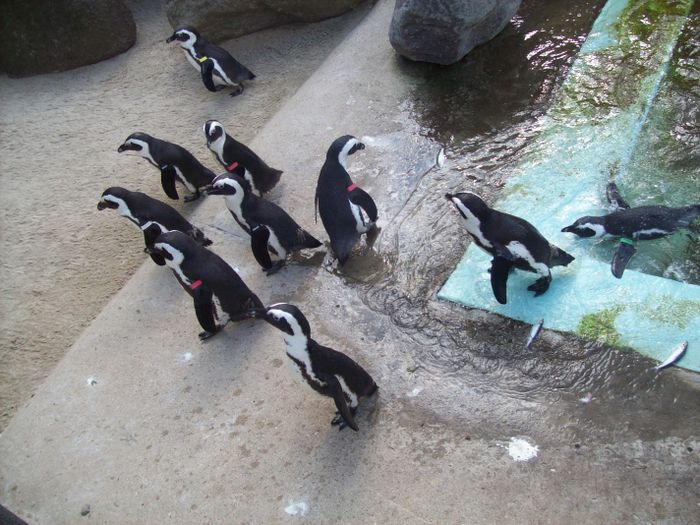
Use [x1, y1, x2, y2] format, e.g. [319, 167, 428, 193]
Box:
[206, 173, 322, 274]
[118, 132, 216, 202]
[562, 182, 700, 278]
[315, 135, 378, 265]
[252, 303, 377, 431]
[204, 120, 282, 195]
[146, 230, 263, 340]
[98, 187, 211, 264]
[166, 26, 255, 96]
[446, 192, 574, 304]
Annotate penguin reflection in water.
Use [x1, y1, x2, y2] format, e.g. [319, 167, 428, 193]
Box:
[146, 230, 263, 340]
[166, 26, 255, 97]
[562, 182, 700, 278]
[118, 132, 216, 202]
[206, 173, 322, 275]
[252, 303, 377, 431]
[446, 192, 574, 304]
[316, 135, 379, 266]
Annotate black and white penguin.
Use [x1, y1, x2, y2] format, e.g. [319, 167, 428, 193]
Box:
[253, 303, 377, 431]
[562, 183, 700, 278]
[166, 26, 255, 96]
[146, 230, 263, 340]
[118, 132, 216, 202]
[446, 192, 574, 304]
[315, 135, 378, 265]
[98, 187, 211, 264]
[203, 120, 282, 195]
[206, 173, 322, 274]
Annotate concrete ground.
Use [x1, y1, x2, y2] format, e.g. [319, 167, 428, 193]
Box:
[1, 1, 698, 524]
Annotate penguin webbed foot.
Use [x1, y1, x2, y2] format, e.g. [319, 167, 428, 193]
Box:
[527, 275, 551, 297]
[264, 260, 286, 276]
[229, 85, 244, 97]
[184, 191, 201, 203]
[331, 411, 358, 432]
[198, 326, 221, 341]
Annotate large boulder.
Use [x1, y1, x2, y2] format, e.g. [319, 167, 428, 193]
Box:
[389, 0, 522, 65]
[165, 0, 367, 42]
[0, 0, 136, 77]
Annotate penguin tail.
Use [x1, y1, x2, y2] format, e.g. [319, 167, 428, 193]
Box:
[550, 245, 575, 267]
[299, 229, 322, 249]
[248, 72, 256, 80]
[191, 227, 213, 247]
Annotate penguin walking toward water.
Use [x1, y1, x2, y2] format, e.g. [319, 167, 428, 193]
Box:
[204, 120, 282, 195]
[166, 26, 255, 97]
[252, 303, 377, 431]
[98, 187, 211, 263]
[206, 173, 322, 274]
[146, 230, 263, 340]
[118, 132, 216, 202]
[315, 135, 378, 265]
[446, 192, 574, 304]
[562, 182, 700, 278]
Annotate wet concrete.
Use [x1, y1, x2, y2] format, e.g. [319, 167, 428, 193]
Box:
[1, 0, 699, 523]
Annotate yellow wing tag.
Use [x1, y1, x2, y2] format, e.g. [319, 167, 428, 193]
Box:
[197, 56, 209, 63]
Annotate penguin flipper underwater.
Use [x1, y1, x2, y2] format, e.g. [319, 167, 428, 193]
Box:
[489, 256, 512, 305]
[322, 373, 359, 431]
[199, 58, 218, 92]
[611, 239, 637, 278]
[160, 165, 180, 200]
[192, 284, 221, 340]
[348, 186, 378, 223]
[606, 182, 631, 210]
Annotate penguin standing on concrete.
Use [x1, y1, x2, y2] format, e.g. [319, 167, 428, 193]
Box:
[446, 192, 574, 304]
[562, 182, 700, 278]
[118, 132, 216, 202]
[253, 303, 377, 431]
[204, 120, 282, 195]
[147, 231, 263, 340]
[166, 26, 255, 96]
[206, 173, 322, 274]
[315, 135, 378, 265]
[98, 187, 211, 264]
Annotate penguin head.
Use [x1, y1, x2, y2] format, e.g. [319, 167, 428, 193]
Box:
[98, 186, 137, 218]
[146, 230, 196, 267]
[561, 216, 606, 238]
[327, 135, 365, 169]
[118, 132, 153, 154]
[166, 26, 199, 48]
[445, 192, 491, 226]
[204, 120, 225, 147]
[256, 303, 311, 338]
[206, 173, 249, 197]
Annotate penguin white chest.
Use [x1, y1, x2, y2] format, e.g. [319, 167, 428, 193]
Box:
[183, 49, 201, 71]
[283, 335, 325, 387]
[223, 194, 246, 230]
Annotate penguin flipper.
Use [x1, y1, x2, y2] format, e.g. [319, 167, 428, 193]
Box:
[325, 375, 359, 432]
[193, 285, 220, 338]
[199, 58, 218, 92]
[142, 223, 166, 265]
[606, 182, 631, 210]
[160, 165, 180, 200]
[611, 240, 636, 278]
[490, 256, 512, 305]
[250, 224, 273, 270]
[348, 187, 378, 223]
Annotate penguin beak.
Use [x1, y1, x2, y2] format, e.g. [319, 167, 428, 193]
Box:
[166, 33, 177, 43]
[97, 201, 106, 210]
[117, 143, 128, 153]
[445, 193, 454, 201]
[247, 307, 268, 319]
[561, 225, 574, 233]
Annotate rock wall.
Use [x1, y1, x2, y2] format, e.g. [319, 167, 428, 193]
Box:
[165, 0, 367, 42]
[0, 0, 136, 77]
[389, 0, 522, 65]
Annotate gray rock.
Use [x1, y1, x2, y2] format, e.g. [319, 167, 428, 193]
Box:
[165, 0, 367, 42]
[389, 0, 522, 65]
[0, 0, 136, 78]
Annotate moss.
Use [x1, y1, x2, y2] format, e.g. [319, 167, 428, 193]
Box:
[576, 306, 624, 346]
[636, 296, 700, 328]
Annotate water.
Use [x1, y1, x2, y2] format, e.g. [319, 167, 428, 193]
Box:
[330, 0, 700, 440]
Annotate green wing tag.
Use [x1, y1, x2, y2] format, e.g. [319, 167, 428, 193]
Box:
[620, 237, 635, 246]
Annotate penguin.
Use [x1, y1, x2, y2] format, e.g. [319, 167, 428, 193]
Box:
[315, 135, 378, 265]
[562, 182, 700, 278]
[146, 230, 263, 340]
[118, 132, 216, 202]
[204, 120, 282, 195]
[166, 26, 255, 97]
[98, 187, 212, 264]
[445, 192, 574, 304]
[252, 303, 377, 431]
[206, 173, 322, 274]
